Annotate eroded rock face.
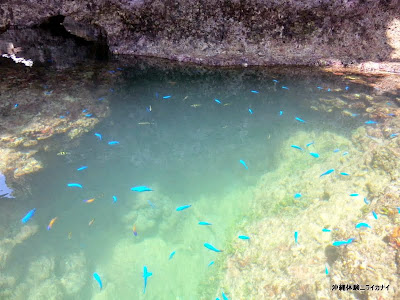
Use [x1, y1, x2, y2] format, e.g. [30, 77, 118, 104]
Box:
[1, 0, 399, 66]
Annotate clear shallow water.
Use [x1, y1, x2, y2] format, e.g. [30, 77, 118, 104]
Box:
[0, 62, 396, 300]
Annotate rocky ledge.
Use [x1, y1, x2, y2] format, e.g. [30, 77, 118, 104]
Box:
[1, 0, 399, 68]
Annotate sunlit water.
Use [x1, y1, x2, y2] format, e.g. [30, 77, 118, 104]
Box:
[0, 62, 396, 300]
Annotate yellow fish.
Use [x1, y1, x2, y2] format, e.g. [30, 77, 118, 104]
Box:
[84, 198, 95, 203]
[190, 104, 201, 108]
[223, 103, 232, 106]
[57, 151, 70, 156]
[47, 217, 57, 230]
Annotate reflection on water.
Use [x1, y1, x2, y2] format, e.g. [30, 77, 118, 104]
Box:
[0, 60, 399, 300]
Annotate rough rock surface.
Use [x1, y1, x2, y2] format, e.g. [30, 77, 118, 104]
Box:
[1, 0, 399, 67]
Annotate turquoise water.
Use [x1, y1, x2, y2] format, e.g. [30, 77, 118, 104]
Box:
[0, 62, 395, 299]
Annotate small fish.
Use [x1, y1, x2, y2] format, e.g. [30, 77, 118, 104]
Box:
[291, 145, 303, 151]
[214, 99, 222, 104]
[143, 266, 152, 294]
[345, 86, 349, 90]
[133, 224, 138, 236]
[239, 159, 248, 170]
[176, 204, 191, 211]
[77, 166, 88, 171]
[93, 272, 102, 289]
[108, 141, 120, 145]
[147, 200, 156, 208]
[199, 221, 212, 226]
[68, 183, 83, 188]
[333, 149, 340, 153]
[365, 120, 377, 124]
[238, 235, 250, 240]
[295, 117, 305, 123]
[322, 228, 331, 232]
[98, 97, 105, 101]
[251, 90, 259, 94]
[294, 193, 302, 199]
[279, 110, 283, 116]
[89, 219, 95, 226]
[282, 86, 289, 90]
[340, 172, 350, 176]
[85, 113, 92, 117]
[272, 79, 279, 83]
[396, 207, 400, 214]
[372, 211, 378, 219]
[204, 243, 223, 252]
[47, 217, 57, 230]
[190, 104, 201, 108]
[317, 86, 323, 90]
[327, 88, 331, 92]
[59, 116, 66, 119]
[309, 152, 319, 158]
[131, 186, 152, 192]
[248, 108, 254, 114]
[222, 292, 229, 300]
[14, 103, 19, 108]
[325, 264, 329, 275]
[306, 141, 314, 147]
[342, 151, 349, 156]
[349, 193, 359, 197]
[163, 95, 171, 99]
[320, 169, 334, 177]
[294, 231, 298, 244]
[110, 195, 117, 203]
[208, 261, 215, 267]
[138, 122, 152, 125]
[84, 198, 95, 203]
[390, 133, 398, 139]
[146, 105, 152, 112]
[355, 222, 371, 229]
[364, 197, 370, 205]
[332, 238, 354, 247]
[68, 232, 72, 239]
[388, 113, 395, 117]
[57, 151, 70, 156]
[169, 251, 176, 260]
[351, 113, 359, 117]
[94, 133, 102, 140]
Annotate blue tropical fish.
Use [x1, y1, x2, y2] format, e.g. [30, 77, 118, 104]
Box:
[306, 141, 314, 147]
[208, 261, 215, 267]
[295, 117, 305, 123]
[364, 197, 370, 205]
[238, 235, 250, 240]
[67, 183, 83, 188]
[365, 120, 377, 124]
[176, 205, 191, 211]
[332, 238, 354, 247]
[349, 193, 359, 197]
[108, 141, 120, 145]
[77, 166, 88, 171]
[340, 172, 350, 176]
[143, 266, 152, 294]
[248, 108, 254, 114]
[94, 133, 102, 140]
[131, 186, 152, 192]
[112, 195, 117, 203]
[239, 160, 248, 170]
[214, 99, 222, 104]
[169, 251, 176, 260]
[21, 208, 36, 224]
[282, 86, 289, 90]
[309, 152, 319, 158]
[372, 211, 378, 219]
[294, 231, 298, 244]
[322, 228, 331, 232]
[222, 292, 229, 300]
[279, 110, 283, 116]
[93, 272, 102, 289]
[251, 90, 259, 94]
[320, 169, 334, 177]
[355, 222, 371, 229]
[163, 95, 171, 99]
[325, 264, 329, 275]
[294, 193, 302, 199]
[199, 221, 212, 225]
[204, 243, 223, 252]
[291, 145, 303, 151]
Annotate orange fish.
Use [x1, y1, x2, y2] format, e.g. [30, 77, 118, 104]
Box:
[133, 224, 137, 236]
[84, 198, 95, 203]
[47, 217, 57, 230]
[89, 218, 95, 226]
